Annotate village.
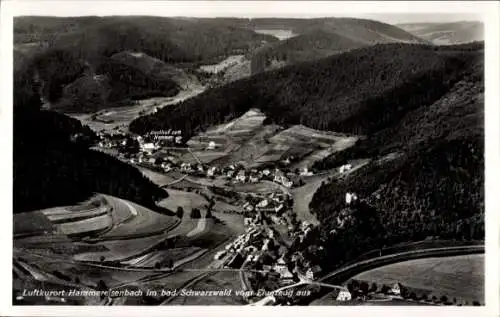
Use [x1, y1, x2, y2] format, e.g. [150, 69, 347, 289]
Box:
[91, 129, 415, 305]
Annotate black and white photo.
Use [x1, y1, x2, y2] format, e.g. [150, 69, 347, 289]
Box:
[1, 1, 499, 316]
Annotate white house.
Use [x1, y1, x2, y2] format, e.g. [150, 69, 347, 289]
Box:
[262, 169, 271, 176]
[244, 217, 253, 226]
[345, 192, 358, 205]
[300, 168, 313, 176]
[336, 289, 352, 301]
[257, 199, 269, 208]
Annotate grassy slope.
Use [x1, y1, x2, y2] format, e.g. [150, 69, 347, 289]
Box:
[249, 17, 428, 74]
[397, 21, 483, 45]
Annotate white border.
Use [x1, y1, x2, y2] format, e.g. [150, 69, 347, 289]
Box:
[1, 1, 499, 317]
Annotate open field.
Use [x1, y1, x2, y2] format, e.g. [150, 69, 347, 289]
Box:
[353, 254, 484, 303]
[180, 151, 228, 164]
[199, 55, 246, 74]
[159, 189, 208, 212]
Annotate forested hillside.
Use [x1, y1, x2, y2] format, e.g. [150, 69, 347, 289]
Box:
[14, 16, 277, 112]
[14, 77, 168, 213]
[250, 30, 366, 74]
[130, 43, 479, 140]
[307, 46, 484, 269]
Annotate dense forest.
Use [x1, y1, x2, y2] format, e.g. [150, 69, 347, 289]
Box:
[13, 74, 168, 213]
[130, 43, 481, 140]
[306, 46, 484, 269]
[14, 16, 278, 64]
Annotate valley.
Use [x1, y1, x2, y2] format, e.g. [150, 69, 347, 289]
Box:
[12, 14, 486, 307]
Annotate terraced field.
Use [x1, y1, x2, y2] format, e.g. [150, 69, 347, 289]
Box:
[97, 196, 180, 239]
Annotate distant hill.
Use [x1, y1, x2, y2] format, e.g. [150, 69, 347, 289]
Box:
[247, 17, 428, 74]
[130, 43, 480, 140]
[13, 16, 278, 112]
[397, 21, 483, 45]
[310, 52, 483, 268]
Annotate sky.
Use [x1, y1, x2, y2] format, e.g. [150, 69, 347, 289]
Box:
[5, 1, 486, 25]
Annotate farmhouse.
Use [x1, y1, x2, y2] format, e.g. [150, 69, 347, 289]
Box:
[336, 289, 352, 301]
[257, 199, 269, 209]
[207, 166, 217, 177]
[142, 143, 156, 151]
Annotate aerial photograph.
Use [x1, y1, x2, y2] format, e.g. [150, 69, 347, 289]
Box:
[11, 1, 487, 308]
